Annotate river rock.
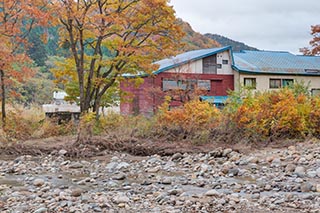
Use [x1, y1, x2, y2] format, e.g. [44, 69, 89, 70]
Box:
[71, 188, 84, 197]
[316, 167, 320, 178]
[58, 149, 68, 156]
[205, 189, 220, 197]
[300, 183, 313, 192]
[112, 194, 130, 204]
[33, 178, 45, 187]
[68, 162, 83, 169]
[171, 153, 183, 161]
[294, 166, 305, 177]
[33, 207, 48, 213]
[112, 173, 126, 180]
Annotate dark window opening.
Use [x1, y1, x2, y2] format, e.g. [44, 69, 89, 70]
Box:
[270, 78, 294, 89]
[282, 79, 294, 87]
[244, 78, 256, 89]
[222, 60, 228, 64]
[203, 55, 217, 74]
[311, 89, 320, 96]
[270, 79, 281, 88]
[162, 79, 211, 91]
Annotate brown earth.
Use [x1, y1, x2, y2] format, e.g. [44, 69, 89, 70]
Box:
[0, 134, 310, 159]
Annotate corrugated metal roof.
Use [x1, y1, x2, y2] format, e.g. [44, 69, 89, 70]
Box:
[154, 46, 232, 74]
[122, 46, 232, 78]
[233, 50, 320, 75]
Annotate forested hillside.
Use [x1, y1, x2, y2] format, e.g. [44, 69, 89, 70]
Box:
[205, 33, 259, 52]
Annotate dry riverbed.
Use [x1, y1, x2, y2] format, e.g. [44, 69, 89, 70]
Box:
[0, 141, 320, 212]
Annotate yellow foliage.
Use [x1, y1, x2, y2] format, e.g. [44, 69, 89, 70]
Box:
[156, 99, 221, 134]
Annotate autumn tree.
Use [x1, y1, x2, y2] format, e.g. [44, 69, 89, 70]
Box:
[50, 0, 184, 116]
[0, 0, 49, 125]
[301, 25, 320, 55]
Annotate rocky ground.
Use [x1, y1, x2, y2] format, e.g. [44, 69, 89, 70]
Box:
[0, 142, 320, 213]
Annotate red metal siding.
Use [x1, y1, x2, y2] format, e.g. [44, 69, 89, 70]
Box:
[120, 73, 234, 115]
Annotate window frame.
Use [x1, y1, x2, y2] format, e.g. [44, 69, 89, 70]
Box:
[244, 78, 257, 89]
[311, 88, 320, 97]
[282, 79, 294, 87]
[269, 79, 282, 89]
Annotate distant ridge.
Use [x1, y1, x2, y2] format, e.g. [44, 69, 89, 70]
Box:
[204, 33, 259, 52]
[177, 19, 259, 52]
[178, 19, 221, 51]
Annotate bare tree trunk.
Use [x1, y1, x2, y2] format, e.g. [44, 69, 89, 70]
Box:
[0, 70, 6, 127]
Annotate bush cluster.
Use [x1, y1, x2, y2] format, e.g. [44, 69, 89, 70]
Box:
[2, 85, 320, 144]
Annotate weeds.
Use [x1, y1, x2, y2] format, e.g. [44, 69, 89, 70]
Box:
[1, 84, 320, 144]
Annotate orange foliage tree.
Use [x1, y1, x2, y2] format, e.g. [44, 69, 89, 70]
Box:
[50, 0, 184, 116]
[0, 0, 49, 125]
[301, 25, 320, 55]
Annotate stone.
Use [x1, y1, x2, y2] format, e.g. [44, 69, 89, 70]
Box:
[71, 188, 84, 197]
[271, 158, 281, 167]
[58, 149, 67, 156]
[300, 183, 313, 192]
[116, 162, 130, 170]
[307, 171, 317, 178]
[33, 178, 45, 187]
[68, 162, 83, 169]
[161, 177, 172, 185]
[113, 194, 130, 204]
[294, 166, 305, 177]
[316, 184, 320, 193]
[147, 166, 161, 173]
[112, 173, 126, 180]
[222, 148, 233, 157]
[316, 167, 320, 178]
[171, 153, 183, 161]
[285, 163, 296, 173]
[106, 162, 118, 172]
[33, 207, 48, 213]
[228, 168, 239, 176]
[205, 189, 220, 197]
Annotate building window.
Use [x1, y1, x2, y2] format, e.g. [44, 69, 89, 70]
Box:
[198, 80, 211, 91]
[270, 79, 281, 88]
[270, 78, 294, 89]
[203, 55, 217, 74]
[311, 89, 320, 96]
[222, 60, 228, 64]
[217, 64, 222, 69]
[282, 79, 294, 87]
[162, 79, 211, 91]
[162, 79, 178, 91]
[244, 78, 256, 89]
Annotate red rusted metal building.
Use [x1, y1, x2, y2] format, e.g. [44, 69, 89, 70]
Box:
[120, 46, 234, 116]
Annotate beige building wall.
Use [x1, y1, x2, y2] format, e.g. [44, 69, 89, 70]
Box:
[164, 50, 233, 75]
[216, 51, 233, 75]
[237, 73, 320, 92]
[166, 60, 203, 74]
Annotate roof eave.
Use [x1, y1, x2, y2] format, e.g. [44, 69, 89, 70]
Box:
[232, 67, 320, 76]
[155, 46, 233, 75]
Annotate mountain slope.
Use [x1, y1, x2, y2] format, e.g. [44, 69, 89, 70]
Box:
[178, 19, 221, 51]
[205, 33, 259, 52]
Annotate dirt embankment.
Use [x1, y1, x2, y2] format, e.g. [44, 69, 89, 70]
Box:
[0, 134, 313, 159]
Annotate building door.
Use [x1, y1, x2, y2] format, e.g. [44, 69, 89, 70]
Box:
[211, 80, 223, 95]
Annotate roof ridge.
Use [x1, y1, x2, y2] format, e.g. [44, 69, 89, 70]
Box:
[240, 50, 291, 54]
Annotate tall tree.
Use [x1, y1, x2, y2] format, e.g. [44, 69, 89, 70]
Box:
[50, 0, 184, 116]
[301, 25, 320, 55]
[0, 0, 49, 125]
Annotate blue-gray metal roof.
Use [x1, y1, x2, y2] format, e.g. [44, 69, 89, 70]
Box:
[233, 50, 320, 75]
[154, 46, 233, 74]
[200, 96, 228, 104]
